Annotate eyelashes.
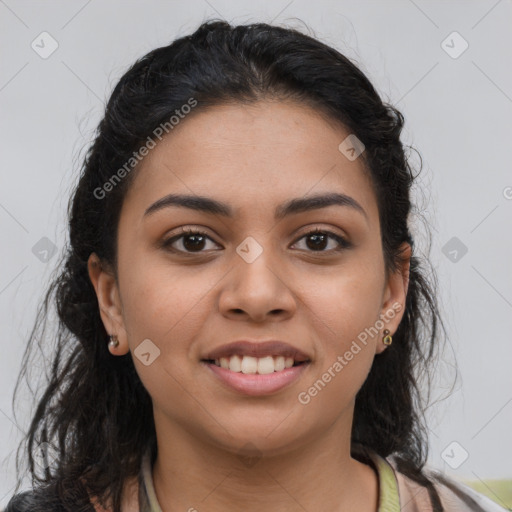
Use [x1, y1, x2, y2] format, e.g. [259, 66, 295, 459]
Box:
[292, 228, 351, 252]
[160, 227, 352, 255]
[161, 228, 217, 254]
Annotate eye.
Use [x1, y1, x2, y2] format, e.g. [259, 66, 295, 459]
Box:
[292, 228, 352, 253]
[160, 227, 351, 255]
[160, 228, 220, 254]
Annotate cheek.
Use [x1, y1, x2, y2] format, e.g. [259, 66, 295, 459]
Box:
[295, 255, 384, 410]
[118, 250, 213, 354]
[118, 258, 213, 414]
[302, 257, 385, 349]
[297, 269, 381, 415]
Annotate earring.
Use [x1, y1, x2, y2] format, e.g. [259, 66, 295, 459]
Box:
[108, 334, 119, 349]
[382, 329, 393, 346]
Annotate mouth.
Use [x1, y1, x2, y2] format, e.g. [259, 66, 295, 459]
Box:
[200, 340, 311, 375]
[201, 358, 311, 396]
[200, 340, 312, 395]
[201, 355, 309, 374]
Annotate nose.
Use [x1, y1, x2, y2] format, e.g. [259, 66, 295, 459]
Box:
[218, 244, 297, 323]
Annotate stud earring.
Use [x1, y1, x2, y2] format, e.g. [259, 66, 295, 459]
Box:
[382, 329, 393, 346]
[108, 334, 119, 349]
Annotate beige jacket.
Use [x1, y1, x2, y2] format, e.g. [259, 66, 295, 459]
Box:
[384, 455, 508, 511]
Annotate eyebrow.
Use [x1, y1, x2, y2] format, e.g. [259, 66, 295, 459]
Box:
[143, 192, 368, 221]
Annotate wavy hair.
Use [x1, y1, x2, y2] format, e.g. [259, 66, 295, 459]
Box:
[8, 19, 454, 511]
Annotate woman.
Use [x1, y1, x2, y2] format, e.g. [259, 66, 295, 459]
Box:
[4, 20, 506, 512]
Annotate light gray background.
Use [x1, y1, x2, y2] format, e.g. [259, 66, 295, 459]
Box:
[1, 0, 511, 507]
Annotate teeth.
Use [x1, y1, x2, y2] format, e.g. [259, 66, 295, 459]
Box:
[241, 356, 258, 374]
[215, 355, 303, 374]
[257, 356, 274, 375]
[229, 355, 242, 372]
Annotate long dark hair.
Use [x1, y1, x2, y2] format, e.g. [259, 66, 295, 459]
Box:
[8, 19, 454, 511]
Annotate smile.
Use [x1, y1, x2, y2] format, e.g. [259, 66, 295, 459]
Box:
[202, 358, 311, 396]
[205, 354, 307, 374]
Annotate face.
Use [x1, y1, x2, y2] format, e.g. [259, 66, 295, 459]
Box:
[88, 100, 410, 457]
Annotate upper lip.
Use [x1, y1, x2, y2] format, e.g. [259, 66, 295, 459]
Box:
[201, 340, 311, 362]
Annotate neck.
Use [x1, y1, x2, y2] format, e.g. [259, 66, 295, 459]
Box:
[150, 409, 379, 512]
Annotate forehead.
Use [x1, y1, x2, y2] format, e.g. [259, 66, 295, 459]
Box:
[122, 100, 378, 224]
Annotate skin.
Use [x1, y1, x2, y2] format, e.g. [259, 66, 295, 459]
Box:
[88, 100, 410, 512]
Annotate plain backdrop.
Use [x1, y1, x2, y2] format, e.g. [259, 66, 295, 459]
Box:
[1, 0, 511, 507]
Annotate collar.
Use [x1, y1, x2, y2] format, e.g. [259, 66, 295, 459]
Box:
[364, 450, 402, 512]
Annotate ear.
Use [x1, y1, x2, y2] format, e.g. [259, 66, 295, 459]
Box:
[87, 252, 129, 355]
[375, 242, 411, 355]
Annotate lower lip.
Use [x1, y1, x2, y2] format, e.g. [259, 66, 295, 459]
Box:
[203, 361, 310, 396]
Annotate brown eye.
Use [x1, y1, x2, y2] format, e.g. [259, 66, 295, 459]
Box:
[161, 229, 220, 254]
[292, 229, 351, 253]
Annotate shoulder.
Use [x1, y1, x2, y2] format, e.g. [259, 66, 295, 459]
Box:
[3, 482, 96, 512]
[3, 474, 140, 512]
[387, 459, 508, 512]
[433, 476, 508, 512]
